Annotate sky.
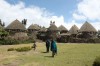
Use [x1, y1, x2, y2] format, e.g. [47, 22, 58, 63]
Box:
[0, 0, 100, 30]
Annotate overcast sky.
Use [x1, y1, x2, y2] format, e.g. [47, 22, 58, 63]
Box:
[0, 0, 100, 30]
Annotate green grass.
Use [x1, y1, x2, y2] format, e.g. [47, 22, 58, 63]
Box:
[0, 43, 100, 66]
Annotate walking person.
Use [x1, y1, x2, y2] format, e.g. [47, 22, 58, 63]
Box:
[51, 38, 57, 57]
[32, 41, 37, 51]
[46, 39, 50, 53]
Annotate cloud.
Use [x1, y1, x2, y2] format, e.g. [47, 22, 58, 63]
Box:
[0, 0, 99, 30]
[73, 0, 100, 30]
[0, 0, 67, 29]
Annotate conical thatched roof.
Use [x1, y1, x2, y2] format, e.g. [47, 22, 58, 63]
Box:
[69, 25, 79, 34]
[6, 19, 26, 30]
[58, 25, 68, 31]
[28, 24, 40, 30]
[48, 24, 58, 31]
[79, 21, 97, 32]
[39, 27, 47, 32]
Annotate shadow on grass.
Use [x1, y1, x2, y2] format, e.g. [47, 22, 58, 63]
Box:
[41, 52, 49, 53]
[44, 56, 53, 58]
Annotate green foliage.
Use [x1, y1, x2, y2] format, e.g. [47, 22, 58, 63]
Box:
[15, 46, 32, 52]
[0, 39, 35, 45]
[0, 30, 9, 36]
[0, 39, 19, 45]
[93, 56, 100, 66]
[7, 48, 15, 51]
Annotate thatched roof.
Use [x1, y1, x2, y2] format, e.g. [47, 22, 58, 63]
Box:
[48, 24, 58, 31]
[58, 25, 68, 31]
[69, 25, 79, 34]
[39, 27, 47, 32]
[60, 33, 71, 36]
[79, 21, 97, 32]
[28, 24, 40, 30]
[6, 19, 26, 30]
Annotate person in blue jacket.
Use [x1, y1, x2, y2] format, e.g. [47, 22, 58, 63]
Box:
[51, 38, 57, 57]
[46, 39, 51, 53]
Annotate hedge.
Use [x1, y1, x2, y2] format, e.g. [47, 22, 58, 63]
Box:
[93, 56, 100, 66]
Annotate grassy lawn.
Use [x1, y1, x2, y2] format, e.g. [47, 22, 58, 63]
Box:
[0, 43, 100, 66]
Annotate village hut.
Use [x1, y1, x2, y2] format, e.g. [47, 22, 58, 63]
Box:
[6, 19, 26, 32]
[69, 25, 79, 38]
[28, 24, 40, 33]
[37, 27, 47, 41]
[57, 25, 70, 42]
[79, 21, 97, 39]
[67, 25, 79, 43]
[58, 25, 68, 34]
[47, 21, 59, 40]
[5, 19, 28, 40]
[27, 24, 40, 40]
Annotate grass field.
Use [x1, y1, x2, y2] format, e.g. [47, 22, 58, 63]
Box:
[0, 43, 100, 66]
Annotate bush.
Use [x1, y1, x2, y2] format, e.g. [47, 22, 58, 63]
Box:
[0, 39, 35, 45]
[93, 56, 100, 66]
[15, 46, 32, 52]
[7, 48, 15, 51]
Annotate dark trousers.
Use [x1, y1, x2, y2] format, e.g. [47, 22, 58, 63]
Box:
[33, 47, 36, 51]
[52, 50, 57, 57]
[46, 47, 49, 52]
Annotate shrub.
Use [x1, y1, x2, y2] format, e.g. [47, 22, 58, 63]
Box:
[7, 48, 15, 51]
[15, 46, 32, 52]
[93, 56, 100, 66]
[0, 39, 35, 45]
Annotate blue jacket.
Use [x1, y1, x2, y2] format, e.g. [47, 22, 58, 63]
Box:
[51, 40, 57, 51]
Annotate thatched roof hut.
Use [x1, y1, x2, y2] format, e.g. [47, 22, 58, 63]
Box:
[39, 27, 47, 32]
[58, 25, 68, 31]
[6, 19, 26, 30]
[47, 24, 58, 31]
[79, 21, 97, 32]
[69, 25, 79, 34]
[28, 24, 40, 30]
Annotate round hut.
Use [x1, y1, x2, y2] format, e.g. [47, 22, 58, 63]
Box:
[58, 25, 68, 34]
[47, 21, 58, 40]
[57, 25, 70, 43]
[37, 27, 47, 41]
[28, 24, 40, 33]
[5, 19, 28, 40]
[69, 25, 79, 38]
[79, 21, 97, 39]
[27, 24, 40, 40]
[6, 19, 26, 33]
